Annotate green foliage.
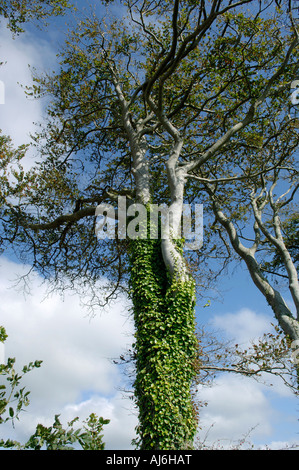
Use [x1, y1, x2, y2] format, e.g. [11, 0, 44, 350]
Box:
[0, 413, 110, 450]
[0, 0, 72, 34]
[129, 218, 198, 450]
[0, 326, 42, 426]
[262, 211, 299, 275]
[0, 326, 8, 343]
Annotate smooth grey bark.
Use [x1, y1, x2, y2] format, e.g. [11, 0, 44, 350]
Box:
[211, 198, 299, 342]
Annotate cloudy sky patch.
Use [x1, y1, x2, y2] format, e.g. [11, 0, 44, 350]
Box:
[0, 256, 136, 449]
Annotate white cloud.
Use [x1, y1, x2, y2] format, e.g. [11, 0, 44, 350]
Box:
[196, 375, 273, 449]
[0, 256, 137, 449]
[0, 23, 53, 144]
[210, 307, 273, 346]
[0, 18, 58, 178]
[194, 306, 299, 449]
[259, 440, 299, 450]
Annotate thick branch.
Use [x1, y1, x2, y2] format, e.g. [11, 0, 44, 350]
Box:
[25, 206, 96, 231]
[185, 164, 288, 185]
[110, 66, 151, 205]
[209, 191, 299, 341]
[250, 187, 299, 316]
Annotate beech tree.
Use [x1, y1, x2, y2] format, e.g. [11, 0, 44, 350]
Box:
[1, 0, 299, 449]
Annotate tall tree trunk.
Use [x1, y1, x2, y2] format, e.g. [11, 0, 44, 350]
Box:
[129, 229, 198, 449]
[116, 78, 199, 447]
[129, 147, 199, 448]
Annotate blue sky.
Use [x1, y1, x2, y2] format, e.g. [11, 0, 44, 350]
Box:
[0, 2, 298, 450]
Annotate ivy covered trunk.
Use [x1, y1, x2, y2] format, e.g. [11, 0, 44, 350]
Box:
[129, 234, 198, 450]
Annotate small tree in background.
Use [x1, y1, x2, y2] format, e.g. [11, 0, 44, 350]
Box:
[0, 326, 110, 450]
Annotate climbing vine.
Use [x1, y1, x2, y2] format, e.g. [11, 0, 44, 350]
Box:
[129, 212, 199, 450]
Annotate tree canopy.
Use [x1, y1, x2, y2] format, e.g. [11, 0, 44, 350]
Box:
[2, 0, 298, 296]
[0, 0, 72, 34]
